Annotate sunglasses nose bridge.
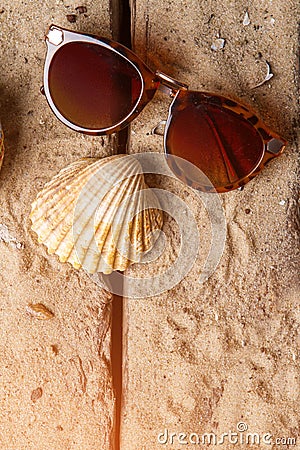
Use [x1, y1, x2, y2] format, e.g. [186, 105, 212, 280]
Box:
[155, 70, 188, 96]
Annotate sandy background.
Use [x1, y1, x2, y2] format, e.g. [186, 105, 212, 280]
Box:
[0, 1, 115, 449]
[0, 0, 299, 449]
[123, 1, 300, 449]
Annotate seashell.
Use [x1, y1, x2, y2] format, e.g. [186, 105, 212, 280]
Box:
[0, 123, 4, 170]
[30, 154, 163, 274]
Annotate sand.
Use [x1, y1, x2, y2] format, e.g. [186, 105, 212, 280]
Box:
[0, 0, 299, 449]
[0, 1, 115, 448]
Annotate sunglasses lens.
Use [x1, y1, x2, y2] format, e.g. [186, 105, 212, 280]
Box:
[166, 91, 264, 190]
[48, 42, 143, 131]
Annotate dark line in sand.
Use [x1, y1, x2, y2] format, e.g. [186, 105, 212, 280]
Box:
[108, 0, 132, 448]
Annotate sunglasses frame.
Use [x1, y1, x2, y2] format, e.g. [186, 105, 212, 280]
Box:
[165, 90, 286, 192]
[44, 25, 161, 135]
[43, 25, 287, 193]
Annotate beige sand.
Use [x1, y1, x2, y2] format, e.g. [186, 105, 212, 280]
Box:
[0, 1, 115, 448]
[0, 0, 299, 449]
[123, 0, 300, 448]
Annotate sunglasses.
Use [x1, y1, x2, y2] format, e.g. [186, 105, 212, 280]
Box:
[42, 24, 286, 193]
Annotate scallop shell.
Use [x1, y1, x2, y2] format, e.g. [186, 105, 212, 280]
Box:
[0, 123, 4, 170]
[30, 154, 163, 274]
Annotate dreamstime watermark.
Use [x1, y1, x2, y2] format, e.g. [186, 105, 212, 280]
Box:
[73, 152, 227, 298]
[157, 422, 297, 446]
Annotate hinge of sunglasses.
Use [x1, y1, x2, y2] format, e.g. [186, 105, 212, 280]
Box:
[155, 70, 188, 97]
[267, 138, 286, 154]
[46, 26, 64, 46]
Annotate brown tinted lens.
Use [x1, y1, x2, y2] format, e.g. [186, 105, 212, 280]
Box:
[48, 41, 143, 130]
[166, 91, 264, 190]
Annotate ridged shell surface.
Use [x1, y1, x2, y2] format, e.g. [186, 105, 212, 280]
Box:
[30, 154, 163, 274]
[0, 123, 4, 170]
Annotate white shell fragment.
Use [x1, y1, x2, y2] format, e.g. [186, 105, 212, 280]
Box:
[252, 61, 274, 88]
[0, 123, 4, 170]
[0, 223, 24, 249]
[30, 154, 163, 274]
[211, 37, 225, 51]
[243, 11, 251, 26]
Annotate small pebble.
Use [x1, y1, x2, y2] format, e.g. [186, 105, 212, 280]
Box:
[31, 387, 43, 402]
[51, 344, 59, 355]
[26, 303, 54, 320]
[66, 14, 77, 23]
[75, 6, 87, 14]
[279, 200, 286, 206]
[211, 38, 225, 51]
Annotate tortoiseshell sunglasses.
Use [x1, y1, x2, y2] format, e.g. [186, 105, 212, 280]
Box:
[42, 25, 286, 193]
